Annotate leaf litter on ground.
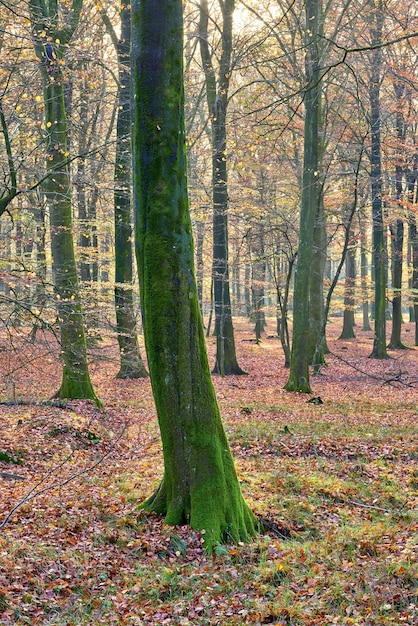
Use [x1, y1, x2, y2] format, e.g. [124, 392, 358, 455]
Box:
[0, 318, 417, 624]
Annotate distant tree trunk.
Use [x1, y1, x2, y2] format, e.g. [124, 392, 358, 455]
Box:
[30, 0, 100, 404]
[195, 220, 205, 316]
[131, 0, 257, 550]
[285, 0, 322, 393]
[251, 224, 267, 343]
[339, 232, 356, 339]
[109, 2, 147, 378]
[76, 85, 91, 283]
[388, 218, 405, 349]
[232, 247, 241, 314]
[388, 81, 406, 350]
[244, 263, 251, 317]
[409, 214, 418, 344]
[309, 199, 327, 360]
[199, 0, 244, 375]
[406, 157, 417, 334]
[368, 1, 388, 359]
[274, 246, 295, 369]
[359, 209, 372, 330]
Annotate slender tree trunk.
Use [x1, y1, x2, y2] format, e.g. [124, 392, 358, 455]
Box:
[111, 2, 148, 378]
[76, 86, 91, 283]
[359, 209, 372, 330]
[406, 159, 418, 335]
[285, 0, 322, 392]
[30, 0, 100, 404]
[368, 1, 388, 359]
[274, 249, 295, 369]
[409, 215, 418, 344]
[30, 195, 47, 343]
[338, 233, 356, 339]
[131, 0, 257, 551]
[244, 263, 251, 317]
[199, 0, 244, 375]
[388, 82, 406, 350]
[309, 199, 327, 361]
[195, 220, 205, 316]
[251, 225, 266, 343]
[388, 219, 405, 348]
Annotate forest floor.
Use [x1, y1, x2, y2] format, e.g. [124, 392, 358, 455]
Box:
[0, 317, 417, 625]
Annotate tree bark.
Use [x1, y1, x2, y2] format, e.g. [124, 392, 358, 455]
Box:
[368, 0, 388, 358]
[109, 2, 148, 378]
[309, 199, 327, 361]
[388, 219, 405, 349]
[199, 0, 244, 375]
[338, 232, 356, 339]
[30, 0, 100, 404]
[285, 0, 323, 392]
[388, 81, 407, 350]
[359, 209, 372, 331]
[131, 0, 257, 550]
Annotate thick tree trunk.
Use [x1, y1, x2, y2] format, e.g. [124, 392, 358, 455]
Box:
[113, 2, 147, 379]
[131, 0, 257, 550]
[30, 0, 100, 404]
[285, 0, 322, 393]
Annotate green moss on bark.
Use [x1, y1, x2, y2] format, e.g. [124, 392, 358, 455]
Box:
[30, 1, 100, 406]
[132, 0, 257, 551]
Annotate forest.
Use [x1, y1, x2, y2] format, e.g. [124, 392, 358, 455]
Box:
[0, 0, 417, 624]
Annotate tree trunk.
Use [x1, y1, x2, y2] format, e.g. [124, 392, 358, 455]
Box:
[309, 199, 327, 361]
[199, 0, 244, 375]
[338, 233, 356, 339]
[112, 1, 147, 379]
[30, 0, 100, 404]
[359, 209, 372, 331]
[368, 1, 388, 359]
[388, 81, 406, 350]
[251, 224, 267, 344]
[388, 219, 405, 349]
[195, 220, 205, 317]
[285, 0, 323, 393]
[131, 0, 257, 551]
[409, 214, 418, 345]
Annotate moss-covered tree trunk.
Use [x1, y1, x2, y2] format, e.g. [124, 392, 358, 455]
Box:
[199, 0, 244, 375]
[107, 2, 148, 379]
[30, 0, 100, 404]
[368, 1, 388, 359]
[131, 0, 257, 551]
[284, 0, 323, 393]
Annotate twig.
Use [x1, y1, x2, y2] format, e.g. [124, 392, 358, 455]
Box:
[0, 424, 128, 529]
[330, 351, 418, 388]
[0, 472, 25, 481]
[345, 499, 405, 514]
